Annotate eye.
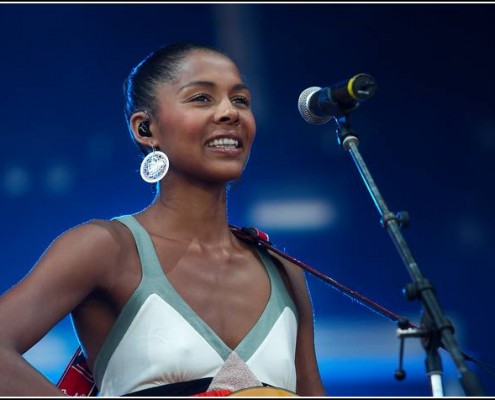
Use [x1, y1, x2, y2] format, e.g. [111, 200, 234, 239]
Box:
[232, 95, 250, 107]
[190, 94, 211, 103]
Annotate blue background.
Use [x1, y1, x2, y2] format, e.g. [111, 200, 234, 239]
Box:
[1, 3, 494, 396]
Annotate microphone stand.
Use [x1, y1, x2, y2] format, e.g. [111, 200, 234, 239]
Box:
[332, 113, 484, 396]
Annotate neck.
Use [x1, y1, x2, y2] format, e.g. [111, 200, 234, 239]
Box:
[141, 177, 234, 246]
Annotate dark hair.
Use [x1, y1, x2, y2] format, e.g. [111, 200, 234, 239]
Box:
[123, 42, 230, 152]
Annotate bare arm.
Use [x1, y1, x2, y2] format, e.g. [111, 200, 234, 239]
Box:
[0, 221, 115, 396]
[269, 251, 327, 396]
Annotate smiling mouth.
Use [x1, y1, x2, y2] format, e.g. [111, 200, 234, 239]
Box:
[206, 137, 240, 149]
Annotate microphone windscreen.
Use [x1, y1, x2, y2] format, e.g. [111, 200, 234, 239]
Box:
[297, 86, 332, 125]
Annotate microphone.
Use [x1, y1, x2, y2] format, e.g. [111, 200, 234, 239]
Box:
[298, 73, 377, 125]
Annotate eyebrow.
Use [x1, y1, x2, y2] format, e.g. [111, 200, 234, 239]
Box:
[177, 80, 249, 93]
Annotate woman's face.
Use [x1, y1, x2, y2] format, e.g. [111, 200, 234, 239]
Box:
[151, 50, 256, 185]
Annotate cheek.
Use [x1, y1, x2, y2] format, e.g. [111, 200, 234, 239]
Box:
[246, 116, 256, 145]
[160, 115, 204, 147]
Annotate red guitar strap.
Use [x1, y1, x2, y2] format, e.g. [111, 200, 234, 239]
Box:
[56, 225, 410, 396]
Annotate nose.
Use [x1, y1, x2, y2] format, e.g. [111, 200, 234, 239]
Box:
[215, 99, 240, 125]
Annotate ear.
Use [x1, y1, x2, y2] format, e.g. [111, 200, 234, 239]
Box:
[130, 111, 154, 148]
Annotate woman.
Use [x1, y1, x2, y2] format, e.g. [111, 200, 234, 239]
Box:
[0, 42, 326, 396]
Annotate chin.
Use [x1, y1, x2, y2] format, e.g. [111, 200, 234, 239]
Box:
[212, 164, 244, 182]
[219, 172, 243, 183]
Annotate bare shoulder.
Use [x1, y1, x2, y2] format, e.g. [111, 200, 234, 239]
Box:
[51, 218, 131, 260]
[32, 218, 135, 289]
[60, 218, 129, 246]
[268, 252, 310, 297]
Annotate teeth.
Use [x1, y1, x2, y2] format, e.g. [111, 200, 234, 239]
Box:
[206, 138, 239, 148]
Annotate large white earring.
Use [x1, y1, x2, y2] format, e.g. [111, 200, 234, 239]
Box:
[140, 147, 170, 183]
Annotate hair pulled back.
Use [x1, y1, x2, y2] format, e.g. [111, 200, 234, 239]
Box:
[123, 42, 229, 151]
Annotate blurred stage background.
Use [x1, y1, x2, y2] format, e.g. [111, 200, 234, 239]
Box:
[1, 2, 494, 396]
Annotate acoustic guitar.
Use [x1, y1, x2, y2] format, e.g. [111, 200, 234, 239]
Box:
[228, 386, 298, 397]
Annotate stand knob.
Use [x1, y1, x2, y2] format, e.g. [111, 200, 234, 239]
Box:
[396, 211, 409, 229]
[394, 368, 406, 381]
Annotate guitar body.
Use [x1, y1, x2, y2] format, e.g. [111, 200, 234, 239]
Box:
[229, 386, 298, 397]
